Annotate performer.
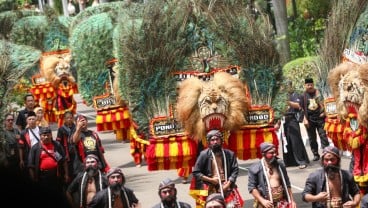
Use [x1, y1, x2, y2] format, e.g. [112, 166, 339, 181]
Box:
[41, 52, 78, 127]
[192, 129, 243, 207]
[87, 168, 140, 208]
[66, 154, 108, 208]
[248, 142, 296, 208]
[152, 178, 192, 208]
[302, 146, 360, 208]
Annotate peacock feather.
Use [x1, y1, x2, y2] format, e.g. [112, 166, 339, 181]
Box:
[70, 12, 114, 105]
[115, 0, 193, 136]
[0, 39, 41, 125]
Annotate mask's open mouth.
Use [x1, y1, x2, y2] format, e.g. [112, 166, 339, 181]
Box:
[203, 113, 226, 131]
[344, 101, 360, 115]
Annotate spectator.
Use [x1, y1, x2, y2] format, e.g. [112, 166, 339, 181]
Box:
[2, 113, 21, 172]
[300, 78, 329, 161]
[283, 81, 309, 169]
[18, 111, 39, 175]
[152, 178, 191, 208]
[56, 111, 77, 181]
[302, 146, 360, 208]
[88, 168, 140, 208]
[34, 106, 49, 127]
[71, 114, 110, 173]
[248, 142, 296, 208]
[16, 93, 35, 131]
[28, 126, 69, 195]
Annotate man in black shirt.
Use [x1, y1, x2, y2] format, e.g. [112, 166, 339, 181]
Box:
[300, 78, 329, 161]
[16, 93, 35, 131]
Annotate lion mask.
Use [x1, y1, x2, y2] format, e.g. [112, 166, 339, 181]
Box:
[328, 62, 368, 127]
[40, 53, 75, 88]
[176, 72, 249, 140]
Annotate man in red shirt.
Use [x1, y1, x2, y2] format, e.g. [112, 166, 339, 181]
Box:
[28, 126, 69, 194]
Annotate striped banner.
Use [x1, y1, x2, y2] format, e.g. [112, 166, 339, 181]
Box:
[227, 127, 279, 160]
[95, 107, 131, 131]
[324, 117, 347, 150]
[146, 136, 197, 171]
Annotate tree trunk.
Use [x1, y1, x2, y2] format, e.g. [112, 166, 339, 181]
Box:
[62, 0, 69, 16]
[291, 0, 297, 19]
[271, 0, 291, 65]
[38, 0, 44, 11]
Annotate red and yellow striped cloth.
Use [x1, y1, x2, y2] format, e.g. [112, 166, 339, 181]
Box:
[146, 136, 197, 171]
[343, 114, 367, 150]
[30, 82, 56, 101]
[324, 117, 347, 150]
[227, 127, 279, 160]
[95, 107, 131, 131]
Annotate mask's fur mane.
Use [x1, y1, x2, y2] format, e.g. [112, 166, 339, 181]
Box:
[328, 62, 368, 127]
[176, 72, 249, 140]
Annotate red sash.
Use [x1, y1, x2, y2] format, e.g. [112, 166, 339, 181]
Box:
[224, 188, 244, 208]
[189, 177, 244, 208]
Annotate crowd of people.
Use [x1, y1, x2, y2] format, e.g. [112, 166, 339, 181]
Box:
[0, 77, 365, 208]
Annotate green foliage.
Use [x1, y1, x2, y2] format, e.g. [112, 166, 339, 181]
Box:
[0, 10, 41, 39]
[299, 0, 332, 19]
[0, 0, 16, 12]
[288, 16, 325, 59]
[282, 56, 319, 92]
[70, 13, 114, 105]
[9, 15, 48, 50]
[271, 56, 319, 120]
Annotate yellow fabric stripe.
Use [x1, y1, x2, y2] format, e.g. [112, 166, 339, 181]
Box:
[96, 115, 103, 124]
[182, 139, 189, 156]
[106, 114, 111, 122]
[123, 109, 130, 119]
[156, 141, 164, 157]
[116, 111, 121, 120]
[264, 130, 273, 144]
[169, 139, 179, 157]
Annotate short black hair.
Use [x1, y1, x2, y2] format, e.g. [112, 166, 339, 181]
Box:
[305, 78, 314, 84]
[24, 93, 34, 101]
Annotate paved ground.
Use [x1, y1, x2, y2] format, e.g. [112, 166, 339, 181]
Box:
[55, 94, 353, 207]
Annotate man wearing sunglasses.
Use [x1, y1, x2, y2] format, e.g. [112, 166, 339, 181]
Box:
[2, 113, 21, 171]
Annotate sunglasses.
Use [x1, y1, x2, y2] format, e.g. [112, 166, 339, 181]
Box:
[6, 119, 14, 121]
